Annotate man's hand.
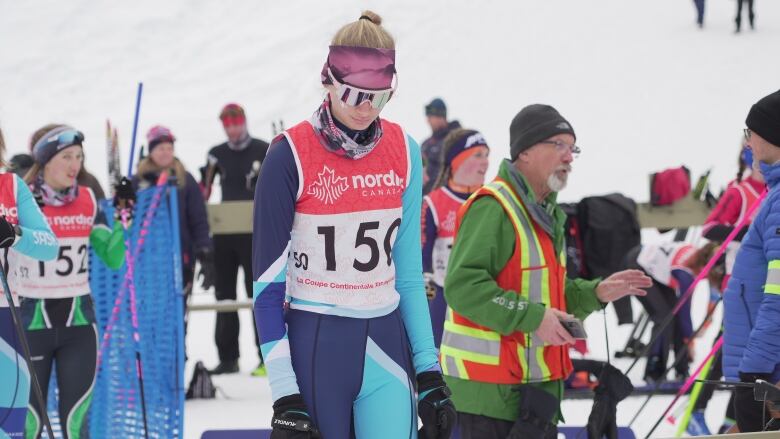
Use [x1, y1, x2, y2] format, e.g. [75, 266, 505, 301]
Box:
[534, 308, 576, 346]
[595, 269, 652, 303]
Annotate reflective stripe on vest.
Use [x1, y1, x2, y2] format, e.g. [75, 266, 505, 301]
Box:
[440, 180, 557, 382]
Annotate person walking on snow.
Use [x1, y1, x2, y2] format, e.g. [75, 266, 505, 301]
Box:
[252, 11, 456, 438]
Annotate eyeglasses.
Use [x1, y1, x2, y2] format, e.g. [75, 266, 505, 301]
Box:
[539, 140, 581, 158]
[327, 68, 395, 110]
[744, 128, 752, 142]
[34, 129, 85, 153]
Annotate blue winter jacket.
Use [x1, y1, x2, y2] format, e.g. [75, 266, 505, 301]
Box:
[723, 161, 780, 381]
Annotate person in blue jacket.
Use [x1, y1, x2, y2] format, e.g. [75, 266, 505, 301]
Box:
[723, 89, 780, 433]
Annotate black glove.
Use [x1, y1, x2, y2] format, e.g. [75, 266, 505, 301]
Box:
[113, 177, 137, 224]
[424, 272, 437, 300]
[587, 363, 634, 439]
[270, 394, 319, 438]
[735, 371, 774, 432]
[196, 248, 216, 290]
[0, 216, 17, 248]
[417, 371, 456, 439]
[508, 384, 560, 439]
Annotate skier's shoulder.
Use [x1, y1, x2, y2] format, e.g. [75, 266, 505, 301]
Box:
[207, 142, 230, 159]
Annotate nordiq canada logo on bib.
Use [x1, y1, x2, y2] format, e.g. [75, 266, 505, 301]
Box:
[307, 165, 350, 205]
[307, 165, 407, 205]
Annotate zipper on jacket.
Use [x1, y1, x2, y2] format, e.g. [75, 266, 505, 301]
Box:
[738, 282, 754, 329]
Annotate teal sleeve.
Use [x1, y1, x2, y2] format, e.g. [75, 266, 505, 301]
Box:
[394, 134, 440, 374]
[12, 175, 58, 260]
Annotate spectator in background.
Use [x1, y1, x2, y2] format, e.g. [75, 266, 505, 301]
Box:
[203, 103, 269, 376]
[421, 98, 461, 194]
[133, 125, 216, 336]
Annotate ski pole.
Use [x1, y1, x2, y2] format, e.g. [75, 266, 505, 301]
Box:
[628, 296, 723, 427]
[97, 173, 170, 370]
[673, 353, 716, 436]
[0, 253, 55, 439]
[644, 336, 723, 439]
[625, 189, 767, 376]
[127, 82, 143, 178]
[121, 208, 149, 439]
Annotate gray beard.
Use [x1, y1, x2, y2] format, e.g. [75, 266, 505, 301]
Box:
[547, 173, 567, 192]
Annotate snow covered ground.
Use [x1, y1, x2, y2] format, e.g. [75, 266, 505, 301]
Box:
[2, 0, 779, 437]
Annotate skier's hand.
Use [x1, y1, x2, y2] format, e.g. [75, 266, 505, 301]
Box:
[196, 248, 216, 290]
[113, 177, 137, 225]
[270, 394, 320, 438]
[534, 308, 575, 346]
[595, 270, 652, 303]
[424, 272, 437, 300]
[0, 216, 17, 248]
[417, 371, 456, 439]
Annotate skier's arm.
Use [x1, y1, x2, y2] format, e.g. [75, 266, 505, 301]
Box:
[740, 206, 780, 373]
[394, 135, 439, 374]
[252, 138, 300, 401]
[671, 268, 695, 339]
[444, 196, 546, 335]
[89, 203, 126, 270]
[421, 196, 437, 274]
[12, 175, 58, 260]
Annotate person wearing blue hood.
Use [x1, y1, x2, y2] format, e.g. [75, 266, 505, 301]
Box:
[723, 88, 780, 432]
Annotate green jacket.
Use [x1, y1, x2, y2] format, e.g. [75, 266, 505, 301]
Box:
[443, 159, 603, 422]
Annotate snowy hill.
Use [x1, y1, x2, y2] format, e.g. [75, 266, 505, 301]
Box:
[2, 1, 779, 437]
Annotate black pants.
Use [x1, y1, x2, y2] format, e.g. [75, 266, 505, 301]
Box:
[26, 324, 97, 439]
[213, 233, 260, 363]
[735, 0, 755, 30]
[458, 413, 558, 439]
[734, 387, 779, 432]
[626, 246, 688, 379]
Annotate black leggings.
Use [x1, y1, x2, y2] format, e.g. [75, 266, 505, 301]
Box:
[735, 0, 755, 29]
[26, 324, 97, 439]
[213, 233, 260, 363]
[625, 246, 689, 379]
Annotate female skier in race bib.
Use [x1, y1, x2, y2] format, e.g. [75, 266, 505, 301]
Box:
[16, 124, 133, 438]
[0, 126, 58, 438]
[421, 129, 490, 347]
[252, 11, 455, 439]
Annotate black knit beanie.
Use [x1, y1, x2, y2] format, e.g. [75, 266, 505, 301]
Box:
[509, 104, 575, 161]
[746, 89, 780, 148]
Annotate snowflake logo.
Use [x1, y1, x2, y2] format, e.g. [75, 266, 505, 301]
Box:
[442, 210, 457, 232]
[307, 166, 350, 204]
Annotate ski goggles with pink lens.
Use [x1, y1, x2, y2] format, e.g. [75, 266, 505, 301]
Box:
[322, 45, 397, 110]
[327, 67, 396, 110]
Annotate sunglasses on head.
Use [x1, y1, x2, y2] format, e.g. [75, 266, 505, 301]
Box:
[327, 68, 396, 110]
[35, 129, 85, 153]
